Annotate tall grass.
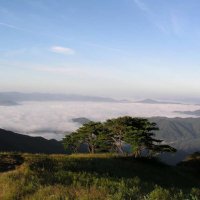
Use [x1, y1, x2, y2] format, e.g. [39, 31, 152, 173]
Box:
[0, 153, 199, 200]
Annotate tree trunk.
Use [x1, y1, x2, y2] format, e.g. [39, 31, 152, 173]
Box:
[111, 137, 123, 154]
[87, 144, 91, 153]
[118, 140, 124, 155]
[91, 145, 95, 154]
[88, 143, 95, 154]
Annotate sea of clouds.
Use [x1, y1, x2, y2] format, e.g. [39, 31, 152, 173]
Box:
[0, 101, 200, 140]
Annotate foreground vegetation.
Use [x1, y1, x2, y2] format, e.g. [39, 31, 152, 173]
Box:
[0, 153, 200, 200]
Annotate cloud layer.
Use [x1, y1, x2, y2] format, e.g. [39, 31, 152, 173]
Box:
[0, 101, 200, 140]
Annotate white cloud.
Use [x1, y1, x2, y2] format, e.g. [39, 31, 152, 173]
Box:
[50, 46, 75, 55]
[0, 101, 200, 140]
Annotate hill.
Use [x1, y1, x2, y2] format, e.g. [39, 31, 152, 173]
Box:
[149, 117, 200, 164]
[0, 153, 199, 200]
[175, 110, 200, 117]
[0, 129, 65, 154]
[136, 99, 181, 104]
[0, 100, 19, 106]
[0, 92, 119, 103]
[72, 117, 91, 124]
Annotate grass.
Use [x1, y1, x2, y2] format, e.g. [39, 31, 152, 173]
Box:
[0, 152, 200, 200]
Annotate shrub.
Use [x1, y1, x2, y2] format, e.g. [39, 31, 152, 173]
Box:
[146, 186, 171, 200]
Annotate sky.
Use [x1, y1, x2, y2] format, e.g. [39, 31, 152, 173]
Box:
[0, 0, 200, 100]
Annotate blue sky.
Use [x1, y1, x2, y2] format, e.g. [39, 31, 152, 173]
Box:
[0, 0, 200, 100]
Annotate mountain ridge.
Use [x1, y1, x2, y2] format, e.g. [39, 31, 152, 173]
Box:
[0, 128, 65, 154]
[0, 92, 122, 103]
[136, 99, 182, 105]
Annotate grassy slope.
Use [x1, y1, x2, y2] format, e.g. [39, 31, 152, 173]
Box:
[0, 153, 200, 200]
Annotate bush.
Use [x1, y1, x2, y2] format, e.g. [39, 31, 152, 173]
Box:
[146, 186, 171, 200]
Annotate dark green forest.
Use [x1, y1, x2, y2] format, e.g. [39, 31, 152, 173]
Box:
[63, 116, 176, 157]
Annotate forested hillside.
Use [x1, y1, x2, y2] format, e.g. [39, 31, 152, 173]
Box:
[150, 117, 200, 164]
[0, 129, 65, 154]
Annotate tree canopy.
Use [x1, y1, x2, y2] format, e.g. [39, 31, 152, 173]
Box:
[62, 116, 176, 157]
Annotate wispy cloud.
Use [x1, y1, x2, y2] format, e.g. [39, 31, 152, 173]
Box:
[133, 0, 148, 11]
[0, 22, 27, 31]
[0, 21, 74, 44]
[133, 0, 165, 33]
[50, 46, 75, 55]
[0, 22, 124, 55]
[133, 0, 167, 33]
[0, 21, 50, 37]
[133, 0, 183, 35]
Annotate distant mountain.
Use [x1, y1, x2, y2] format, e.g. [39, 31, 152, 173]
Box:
[118, 99, 132, 103]
[136, 99, 181, 105]
[150, 117, 200, 142]
[0, 100, 19, 106]
[0, 129, 65, 154]
[136, 99, 158, 104]
[174, 97, 200, 104]
[148, 117, 200, 164]
[0, 92, 119, 103]
[72, 117, 91, 124]
[174, 110, 200, 117]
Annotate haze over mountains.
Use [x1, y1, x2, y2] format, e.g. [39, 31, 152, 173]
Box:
[0, 92, 121, 103]
[150, 117, 200, 164]
[1, 92, 200, 105]
[1, 92, 200, 164]
[136, 99, 182, 105]
[0, 99, 19, 106]
[175, 110, 200, 117]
